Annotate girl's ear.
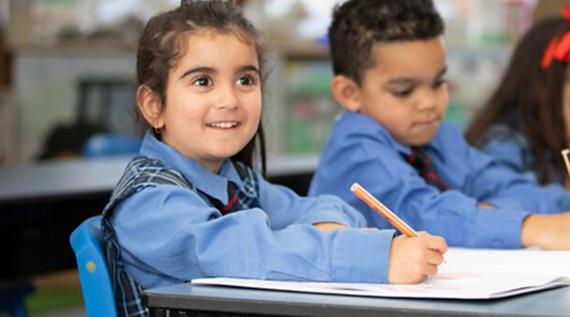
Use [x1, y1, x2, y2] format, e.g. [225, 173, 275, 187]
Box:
[331, 75, 361, 112]
[136, 85, 164, 128]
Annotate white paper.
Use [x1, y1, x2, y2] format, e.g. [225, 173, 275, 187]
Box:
[192, 248, 570, 300]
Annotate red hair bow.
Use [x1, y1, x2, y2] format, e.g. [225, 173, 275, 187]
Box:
[541, 4, 570, 69]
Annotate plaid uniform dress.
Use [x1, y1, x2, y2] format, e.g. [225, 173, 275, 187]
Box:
[101, 156, 260, 317]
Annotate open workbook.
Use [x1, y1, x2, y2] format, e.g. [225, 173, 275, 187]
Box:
[192, 248, 570, 300]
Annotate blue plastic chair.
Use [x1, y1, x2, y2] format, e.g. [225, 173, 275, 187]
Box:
[81, 133, 142, 159]
[70, 216, 118, 317]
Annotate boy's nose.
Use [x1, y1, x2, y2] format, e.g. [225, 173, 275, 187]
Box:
[416, 89, 438, 110]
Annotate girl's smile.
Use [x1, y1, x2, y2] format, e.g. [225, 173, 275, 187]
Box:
[206, 121, 241, 129]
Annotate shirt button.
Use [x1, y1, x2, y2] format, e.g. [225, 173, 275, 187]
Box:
[493, 239, 504, 248]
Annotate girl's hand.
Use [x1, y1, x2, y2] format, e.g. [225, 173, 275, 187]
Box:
[313, 222, 347, 232]
[521, 212, 570, 250]
[388, 232, 447, 284]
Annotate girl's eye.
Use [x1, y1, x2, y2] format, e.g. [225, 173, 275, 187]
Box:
[236, 75, 257, 86]
[192, 77, 211, 87]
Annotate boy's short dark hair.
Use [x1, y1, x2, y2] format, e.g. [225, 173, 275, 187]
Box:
[328, 0, 444, 84]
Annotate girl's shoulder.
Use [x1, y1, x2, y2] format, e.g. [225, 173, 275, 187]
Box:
[103, 156, 197, 218]
[120, 156, 194, 190]
[481, 124, 526, 146]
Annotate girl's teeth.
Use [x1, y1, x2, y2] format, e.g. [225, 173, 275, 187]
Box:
[210, 122, 237, 128]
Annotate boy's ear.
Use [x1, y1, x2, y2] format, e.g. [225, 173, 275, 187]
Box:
[136, 85, 164, 128]
[331, 75, 361, 112]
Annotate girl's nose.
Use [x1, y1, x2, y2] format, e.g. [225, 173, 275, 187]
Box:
[216, 85, 239, 110]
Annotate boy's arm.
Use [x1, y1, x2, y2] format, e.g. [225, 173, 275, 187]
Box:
[111, 185, 395, 284]
[311, 133, 530, 249]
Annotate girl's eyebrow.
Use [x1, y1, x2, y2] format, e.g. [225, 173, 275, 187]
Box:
[179, 65, 260, 79]
[237, 64, 260, 75]
[180, 67, 215, 79]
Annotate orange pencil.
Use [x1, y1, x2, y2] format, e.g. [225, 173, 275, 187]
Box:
[351, 183, 419, 237]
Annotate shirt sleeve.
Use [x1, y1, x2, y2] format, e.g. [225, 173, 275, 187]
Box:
[464, 137, 563, 214]
[478, 132, 570, 212]
[111, 185, 394, 288]
[256, 172, 367, 229]
[542, 183, 570, 212]
[311, 133, 529, 249]
[478, 133, 529, 173]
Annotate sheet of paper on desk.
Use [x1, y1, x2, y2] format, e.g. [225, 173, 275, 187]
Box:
[192, 248, 570, 300]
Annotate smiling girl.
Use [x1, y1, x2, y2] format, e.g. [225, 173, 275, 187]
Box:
[100, 1, 447, 316]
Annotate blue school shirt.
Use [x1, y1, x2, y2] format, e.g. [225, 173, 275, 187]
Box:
[309, 111, 567, 249]
[477, 124, 570, 208]
[110, 131, 394, 289]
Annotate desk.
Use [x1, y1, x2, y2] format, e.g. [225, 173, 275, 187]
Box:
[0, 155, 317, 278]
[144, 283, 570, 317]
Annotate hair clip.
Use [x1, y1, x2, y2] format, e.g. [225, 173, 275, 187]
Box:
[541, 4, 570, 69]
[564, 4, 570, 21]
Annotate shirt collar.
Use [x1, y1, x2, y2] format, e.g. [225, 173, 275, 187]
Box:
[339, 111, 441, 157]
[138, 130, 246, 204]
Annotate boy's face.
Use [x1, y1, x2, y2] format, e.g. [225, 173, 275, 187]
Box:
[147, 31, 262, 173]
[354, 37, 448, 146]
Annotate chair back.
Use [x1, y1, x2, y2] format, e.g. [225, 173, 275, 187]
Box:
[82, 133, 142, 159]
[70, 216, 118, 317]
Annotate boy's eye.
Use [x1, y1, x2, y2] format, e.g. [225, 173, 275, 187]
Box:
[192, 77, 211, 87]
[433, 78, 448, 89]
[392, 88, 413, 98]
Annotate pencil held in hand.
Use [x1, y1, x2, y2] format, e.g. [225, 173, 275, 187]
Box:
[351, 183, 419, 237]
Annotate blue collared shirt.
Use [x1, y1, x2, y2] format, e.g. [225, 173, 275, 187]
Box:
[111, 132, 394, 289]
[309, 111, 569, 249]
[477, 124, 570, 209]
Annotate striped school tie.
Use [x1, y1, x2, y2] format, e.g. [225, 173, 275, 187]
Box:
[221, 181, 242, 214]
[404, 147, 448, 191]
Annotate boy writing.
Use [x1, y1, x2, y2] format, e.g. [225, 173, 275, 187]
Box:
[310, 0, 570, 250]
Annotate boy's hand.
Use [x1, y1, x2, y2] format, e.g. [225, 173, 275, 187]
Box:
[521, 212, 570, 250]
[388, 232, 447, 284]
[313, 222, 347, 232]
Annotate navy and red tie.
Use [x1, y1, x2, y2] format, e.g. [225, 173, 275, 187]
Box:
[405, 147, 448, 191]
[221, 181, 242, 214]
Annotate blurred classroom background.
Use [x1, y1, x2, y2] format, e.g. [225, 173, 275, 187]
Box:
[0, 0, 567, 316]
